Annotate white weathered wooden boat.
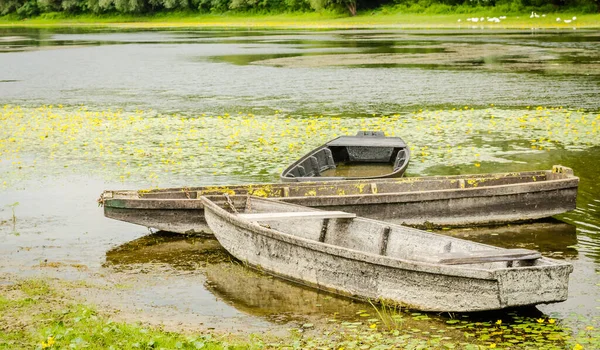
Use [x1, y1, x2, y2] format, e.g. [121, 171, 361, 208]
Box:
[280, 131, 410, 182]
[100, 165, 578, 234]
[201, 195, 573, 312]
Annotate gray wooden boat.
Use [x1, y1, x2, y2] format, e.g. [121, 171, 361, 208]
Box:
[280, 131, 410, 182]
[201, 195, 573, 312]
[100, 165, 578, 234]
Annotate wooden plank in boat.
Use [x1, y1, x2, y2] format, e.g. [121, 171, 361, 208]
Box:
[326, 136, 407, 148]
[434, 249, 541, 265]
[238, 211, 356, 221]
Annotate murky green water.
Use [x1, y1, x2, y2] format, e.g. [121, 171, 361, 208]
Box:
[320, 162, 395, 177]
[1, 27, 600, 345]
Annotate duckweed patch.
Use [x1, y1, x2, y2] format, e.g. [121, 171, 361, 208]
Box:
[1, 105, 599, 189]
[362, 301, 600, 350]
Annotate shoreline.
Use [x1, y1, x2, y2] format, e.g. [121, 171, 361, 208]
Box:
[1, 12, 600, 29]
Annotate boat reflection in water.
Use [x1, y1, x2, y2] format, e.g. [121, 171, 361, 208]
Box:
[105, 232, 231, 270]
[438, 219, 578, 259]
[104, 232, 366, 322]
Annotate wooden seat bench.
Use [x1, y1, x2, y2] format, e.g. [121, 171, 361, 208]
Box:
[431, 248, 541, 265]
[238, 211, 356, 221]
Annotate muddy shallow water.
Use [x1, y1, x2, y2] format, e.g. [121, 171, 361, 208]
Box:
[1, 27, 600, 341]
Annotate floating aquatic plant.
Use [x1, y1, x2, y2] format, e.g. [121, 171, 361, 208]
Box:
[0, 104, 598, 189]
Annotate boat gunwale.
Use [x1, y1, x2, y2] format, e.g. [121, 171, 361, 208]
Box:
[280, 176, 579, 205]
[103, 175, 578, 209]
[103, 167, 577, 197]
[200, 196, 571, 282]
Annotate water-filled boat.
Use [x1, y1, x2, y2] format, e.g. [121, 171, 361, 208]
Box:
[100, 165, 578, 234]
[201, 195, 572, 312]
[280, 131, 410, 182]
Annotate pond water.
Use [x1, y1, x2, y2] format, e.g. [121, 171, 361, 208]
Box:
[319, 162, 395, 177]
[1, 27, 600, 345]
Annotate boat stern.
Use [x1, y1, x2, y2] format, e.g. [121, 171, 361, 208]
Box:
[495, 263, 573, 308]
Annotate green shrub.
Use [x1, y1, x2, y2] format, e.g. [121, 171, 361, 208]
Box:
[423, 3, 453, 13]
[0, 0, 598, 18]
[16, 0, 38, 16]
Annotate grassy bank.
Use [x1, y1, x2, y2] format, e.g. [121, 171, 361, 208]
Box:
[0, 279, 245, 349]
[1, 277, 598, 349]
[1, 11, 600, 29]
[0, 278, 468, 349]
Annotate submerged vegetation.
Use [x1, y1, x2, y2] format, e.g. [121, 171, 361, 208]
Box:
[1, 104, 599, 188]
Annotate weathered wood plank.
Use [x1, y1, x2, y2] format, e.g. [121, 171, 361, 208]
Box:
[326, 136, 407, 148]
[434, 249, 541, 265]
[238, 211, 356, 221]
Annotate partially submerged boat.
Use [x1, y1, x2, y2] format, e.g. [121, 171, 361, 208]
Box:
[100, 165, 578, 234]
[201, 195, 573, 312]
[280, 131, 410, 182]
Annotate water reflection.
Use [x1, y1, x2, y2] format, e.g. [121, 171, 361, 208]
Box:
[105, 232, 230, 270]
[204, 263, 362, 323]
[1, 28, 599, 112]
[105, 232, 372, 324]
[438, 220, 578, 259]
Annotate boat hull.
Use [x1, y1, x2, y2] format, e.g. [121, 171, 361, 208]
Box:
[201, 197, 572, 312]
[102, 166, 579, 234]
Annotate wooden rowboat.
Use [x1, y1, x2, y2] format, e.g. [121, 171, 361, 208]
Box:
[280, 131, 410, 182]
[100, 165, 578, 234]
[201, 195, 573, 312]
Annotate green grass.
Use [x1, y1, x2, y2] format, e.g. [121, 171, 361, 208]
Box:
[0, 278, 466, 349]
[2, 277, 600, 349]
[1, 10, 599, 29]
[0, 279, 243, 349]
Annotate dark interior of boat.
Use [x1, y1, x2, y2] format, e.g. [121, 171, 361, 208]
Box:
[282, 131, 410, 179]
[285, 146, 409, 178]
[226, 196, 544, 269]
